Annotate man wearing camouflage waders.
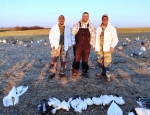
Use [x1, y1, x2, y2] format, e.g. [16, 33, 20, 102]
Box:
[72, 12, 95, 78]
[94, 14, 118, 82]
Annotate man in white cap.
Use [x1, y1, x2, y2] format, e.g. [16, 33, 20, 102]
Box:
[49, 15, 75, 78]
[94, 14, 118, 82]
[72, 12, 95, 78]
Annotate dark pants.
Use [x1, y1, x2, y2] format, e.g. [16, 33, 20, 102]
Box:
[73, 42, 91, 73]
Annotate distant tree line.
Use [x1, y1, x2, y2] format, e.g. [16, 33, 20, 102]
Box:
[13, 26, 45, 31]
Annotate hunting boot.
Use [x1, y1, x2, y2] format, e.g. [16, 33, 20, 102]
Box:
[96, 68, 103, 77]
[106, 71, 111, 82]
[59, 68, 66, 77]
[82, 69, 89, 78]
[72, 69, 79, 76]
[49, 64, 56, 79]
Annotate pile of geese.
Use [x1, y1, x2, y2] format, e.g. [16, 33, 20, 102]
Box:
[37, 94, 125, 114]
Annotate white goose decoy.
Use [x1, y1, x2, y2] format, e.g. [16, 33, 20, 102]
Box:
[114, 95, 125, 105]
[131, 47, 146, 57]
[92, 96, 102, 105]
[31, 40, 34, 43]
[107, 101, 123, 115]
[0, 40, 2, 43]
[122, 42, 127, 46]
[128, 108, 150, 115]
[85, 97, 93, 106]
[136, 37, 139, 41]
[118, 46, 124, 51]
[2, 39, 7, 44]
[140, 46, 146, 53]
[126, 38, 129, 41]
[3, 86, 19, 107]
[17, 41, 23, 45]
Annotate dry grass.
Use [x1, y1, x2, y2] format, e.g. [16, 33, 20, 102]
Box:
[0, 28, 150, 37]
[0, 29, 50, 37]
[116, 28, 150, 33]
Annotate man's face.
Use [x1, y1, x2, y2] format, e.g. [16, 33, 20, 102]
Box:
[59, 17, 65, 25]
[102, 17, 108, 25]
[82, 14, 89, 22]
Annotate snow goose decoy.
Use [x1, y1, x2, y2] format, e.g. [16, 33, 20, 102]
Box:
[130, 47, 146, 57]
[17, 41, 23, 45]
[114, 95, 125, 105]
[136, 96, 150, 109]
[122, 42, 127, 46]
[136, 37, 139, 41]
[118, 46, 124, 51]
[44, 41, 48, 46]
[2, 39, 7, 44]
[107, 101, 123, 115]
[31, 40, 34, 43]
[128, 108, 150, 115]
[140, 46, 146, 53]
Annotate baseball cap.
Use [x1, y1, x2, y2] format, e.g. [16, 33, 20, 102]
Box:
[58, 15, 65, 19]
[102, 14, 108, 19]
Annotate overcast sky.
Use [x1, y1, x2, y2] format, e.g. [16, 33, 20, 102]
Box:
[0, 0, 150, 28]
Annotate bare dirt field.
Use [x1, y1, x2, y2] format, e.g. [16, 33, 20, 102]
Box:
[0, 33, 150, 115]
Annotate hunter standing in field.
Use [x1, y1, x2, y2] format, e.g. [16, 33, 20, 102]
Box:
[94, 14, 118, 82]
[49, 15, 75, 78]
[72, 12, 95, 78]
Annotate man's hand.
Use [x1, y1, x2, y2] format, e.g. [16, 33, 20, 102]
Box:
[110, 47, 114, 53]
[93, 47, 96, 52]
[68, 46, 72, 50]
[51, 46, 55, 50]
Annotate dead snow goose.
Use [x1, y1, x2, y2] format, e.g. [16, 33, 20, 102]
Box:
[136, 96, 150, 109]
[85, 97, 93, 106]
[3, 86, 19, 107]
[107, 101, 123, 115]
[114, 95, 125, 105]
[92, 96, 102, 105]
[100, 95, 112, 106]
[128, 108, 150, 115]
